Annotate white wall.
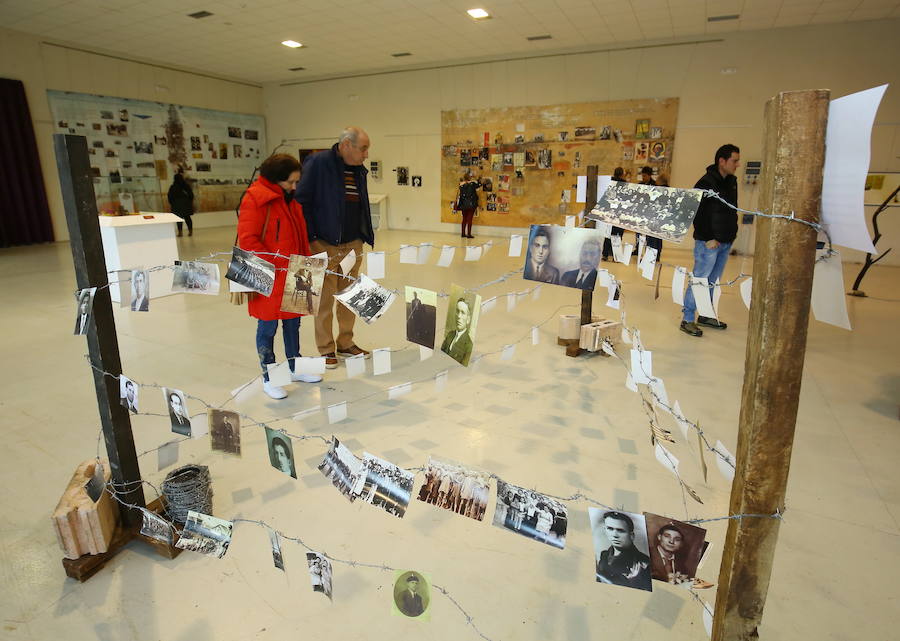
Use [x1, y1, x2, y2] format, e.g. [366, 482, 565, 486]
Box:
[0, 27, 264, 242]
[264, 19, 900, 265]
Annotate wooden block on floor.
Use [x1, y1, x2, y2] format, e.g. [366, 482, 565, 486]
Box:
[62, 520, 134, 582]
[52, 459, 119, 560]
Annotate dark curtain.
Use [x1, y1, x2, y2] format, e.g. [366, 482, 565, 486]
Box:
[0, 78, 55, 246]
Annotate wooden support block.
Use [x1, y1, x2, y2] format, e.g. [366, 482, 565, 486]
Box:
[579, 319, 621, 352]
[52, 459, 119, 560]
[61, 520, 135, 582]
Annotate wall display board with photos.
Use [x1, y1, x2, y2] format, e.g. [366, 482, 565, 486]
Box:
[441, 98, 678, 228]
[47, 90, 266, 215]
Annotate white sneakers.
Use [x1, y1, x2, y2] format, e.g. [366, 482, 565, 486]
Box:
[291, 371, 323, 384]
[263, 382, 288, 400]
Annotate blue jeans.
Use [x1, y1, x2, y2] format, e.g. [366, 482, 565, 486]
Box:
[682, 240, 732, 322]
[256, 318, 301, 381]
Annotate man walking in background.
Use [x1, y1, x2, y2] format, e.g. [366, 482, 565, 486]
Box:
[297, 127, 375, 368]
[680, 144, 740, 337]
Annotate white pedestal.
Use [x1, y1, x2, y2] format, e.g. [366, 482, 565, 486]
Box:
[99, 213, 181, 302]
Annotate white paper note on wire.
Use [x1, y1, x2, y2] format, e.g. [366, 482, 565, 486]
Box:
[372, 348, 392, 375]
[508, 234, 523, 257]
[339, 249, 356, 275]
[672, 267, 687, 305]
[158, 441, 179, 471]
[327, 402, 348, 424]
[596, 175, 612, 202]
[266, 362, 292, 387]
[648, 377, 669, 411]
[821, 85, 886, 254]
[630, 349, 652, 384]
[419, 345, 433, 361]
[655, 443, 680, 477]
[596, 221, 612, 238]
[576, 176, 587, 203]
[465, 245, 482, 261]
[295, 357, 326, 374]
[417, 243, 433, 265]
[712, 281, 722, 316]
[399, 244, 417, 264]
[437, 245, 455, 267]
[531, 326, 539, 345]
[481, 296, 497, 314]
[501, 344, 516, 360]
[715, 440, 736, 481]
[606, 282, 620, 309]
[625, 372, 638, 393]
[811, 250, 852, 330]
[565, 215, 576, 228]
[690, 277, 717, 318]
[506, 293, 517, 312]
[345, 353, 366, 378]
[434, 370, 448, 392]
[740, 277, 753, 309]
[620, 243, 634, 266]
[366, 251, 385, 279]
[639, 247, 658, 281]
[673, 400, 692, 440]
[388, 382, 412, 399]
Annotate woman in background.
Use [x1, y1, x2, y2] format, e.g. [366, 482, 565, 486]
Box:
[454, 171, 480, 238]
[167, 168, 195, 236]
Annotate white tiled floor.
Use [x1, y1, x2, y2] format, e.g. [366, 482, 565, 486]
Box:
[1, 224, 897, 641]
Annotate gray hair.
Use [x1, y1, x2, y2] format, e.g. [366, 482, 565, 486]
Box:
[339, 126, 364, 145]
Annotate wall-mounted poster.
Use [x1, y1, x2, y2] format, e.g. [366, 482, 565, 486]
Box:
[396, 166, 409, 185]
[635, 119, 650, 139]
[48, 90, 265, 215]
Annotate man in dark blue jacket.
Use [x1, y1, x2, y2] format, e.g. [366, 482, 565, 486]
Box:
[680, 144, 740, 338]
[297, 127, 375, 368]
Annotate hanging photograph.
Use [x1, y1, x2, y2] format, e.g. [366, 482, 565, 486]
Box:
[589, 508, 652, 591]
[405, 286, 437, 349]
[635, 119, 650, 139]
[588, 182, 703, 242]
[650, 141, 666, 161]
[644, 512, 708, 586]
[574, 126, 596, 140]
[649, 126, 663, 139]
[599, 125, 612, 140]
[352, 453, 415, 518]
[73, 287, 97, 335]
[225, 247, 275, 296]
[334, 273, 396, 324]
[281, 254, 326, 315]
[493, 479, 568, 549]
[265, 426, 296, 478]
[317, 436, 364, 502]
[120, 376, 139, 414]
[396, 166, 409, 185]
[392, 570, 431, 619]
[523, 225, 605, 290]
[537, 148, 552, 169]
[416, 456, 491, 522]
[162, 387, 191, 436]
[269, 529, 285, 571]
[172, 261, 220, 295]
[307, 552, 333, 599]
[635, 142, 649, 162]
[209, 408, 241, 456]
[497, 175, 511, 192]
[140, 509, 173, 545]
[175, 510, 234, 558]
[440, 284, 481, 367]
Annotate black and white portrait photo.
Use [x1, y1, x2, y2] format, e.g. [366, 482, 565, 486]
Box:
[392, 570, 430, 619]
[209, 408, 241, 456]
[411, 175, 422, 187]
[265, 426, 296, 479]
[396, 166, 409, 185]
[73, 287, 97, 335]
[523, 225, 605, 291]
[493, 479, 568, 549]
[175, 510, 233, 558]
[440, 284, 481, 367]
[352, 453, 414, 518]
[644, 512, 708, 586]
[589, 508, 652, 592]
[589, 182, 703, 243]
[334, 273, 396, 324]
[307, 552, 333, 599]
[405, 286, 437, 349]
[130, 269, 149, 311]
[317, 436, 363, 502]
[140, 509, 173, 545]
[172, 261, 220, 295]
[280, 254, 326, 315]
[225, 246, 275, 297]
[119, 376, 139, 414]
[269, 529, 285, 571]
[416, 456, 490, 522]
[537, 148, 552, 169]
[162, 387, 191, 436]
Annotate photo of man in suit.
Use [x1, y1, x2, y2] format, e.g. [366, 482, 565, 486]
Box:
[523, 226, 560, 285]
[130, 269, 149, 311]
[120, 377, 139, 414]
[405, 287, 437, 349]
[560, 239, 602, 290]
[73, 287, 96, 335]
[393, 572, 429, 618]
[164, 388, 191, 436]
[592, 510, 652, 591]
[440, 286, 480, 367]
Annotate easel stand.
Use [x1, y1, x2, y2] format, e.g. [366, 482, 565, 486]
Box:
[55, 134, 178, 581]
[712, 90, 829, 639]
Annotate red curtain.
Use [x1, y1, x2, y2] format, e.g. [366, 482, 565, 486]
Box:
[0, 78, 54, 246]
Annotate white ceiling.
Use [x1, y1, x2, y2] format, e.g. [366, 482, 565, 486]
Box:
[2, 0, 898, 85]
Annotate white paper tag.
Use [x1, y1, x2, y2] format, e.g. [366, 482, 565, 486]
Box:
[158, 441, 179, 471]
[367, 251, 385, 279]
[434, 370, 448, 392]
[399, 244, 417, 264]
[419, 345, 434, 360]
[565, 215, 576, 228]
[465, 246, 482, 261]
[715, 440, 736, 481]
[506, 294, 517, 312]
[294, 357, 326, 374]
[690, 277, 717, 318]
[482, 240, 493, 255]
[508, 234, 523, 257]
[606, 283, 620, 309]
[597, 222, 612, 238]
[327, 402, 348, 424]
[437, 245, 455, 267]
[621, 326, 631, 345]
[673, 400, 691, 440]
[712, 281, 722, 316]
[531, 326, 539, 345]
[417, 243, 433, 265]
[345, 354, 366, 378]
[639, 247, 658, 281]
[648, 376, 669, 411]
[501, 344, 516, 360]
[372, 348, 391, 375]
[576, 176, 587, 203]
[339, 249, 356, 275]
[655, 442, 680, 477]
[811, 250, 852, 330]
[740, 277, 752, 310]
[672, 267, 687, 306]
[620, 243, 634, 266]
[532, 285, 541, 301]
[625, 372, 638, 392]
[267, 362, 292, 387]
[703, 601, 714, 638]
[630, 349, 652, 384]
[388, 382, 412, 399]
[481, 296, 497, 314]
[596, 269, 612, 288]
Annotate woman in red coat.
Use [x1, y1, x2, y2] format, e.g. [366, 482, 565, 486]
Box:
[238, 154, 321, 399]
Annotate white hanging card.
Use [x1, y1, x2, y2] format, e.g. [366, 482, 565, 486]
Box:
[712, 281, 722, 316]
[419, 345, 433, 360]
[639, 247, 658, 281]
[338, 249, 356, 275]
[464, 246, 482, 261]
[399, 244, 417, 264]
[345, 354, 366, 378]
[532, 285, 541, 301]
[417, 243, 433, 265]
[655, 443, 680, 477]
[366, 251, 385, 279]
[673, 400, 691, 440]
[690, 277, 717, 318]
[576, 176, 587, 203]
[672, 267, 687, 305]
[740, 277, 753, 310]
[437, 245, 455, 267]
[596, 222, 612, 238]
[531, 326, 539, 345]
[327, 402, 348, 424]
[266, 362, 292, 387]
[501, 344, 516, 360]
[630, 349, 652, 384]
[158, 441, 179, 471]
[811, 250, 852, 330]
[372, 348, 392, 375]
[606, 283, 620, 309]
[565, 215, 576, 228]
[506, 293, 517, 312]
[388, 382, 412, 399]
[294, 357, 326, 374]
[620, 243, 634, 266]
[434, 370, 448, 392]
[508, 234, 523, 257]
[625, 372, 638, 393]
[715, 440, 736, 481]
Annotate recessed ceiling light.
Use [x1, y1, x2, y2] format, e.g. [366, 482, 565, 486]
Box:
[526, 34, 552, 41]
[467, 8, 491, 19]
[187, 11, 213, 19]
[289, 66, 306, 71]
[282, 40, 304, 48]
[708, 14, 740, 22]
[391, 52, 412, 57]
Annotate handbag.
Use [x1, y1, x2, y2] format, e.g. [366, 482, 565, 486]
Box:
[227, 204, 272, 306]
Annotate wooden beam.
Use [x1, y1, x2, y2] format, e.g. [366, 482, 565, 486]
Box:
[54, 134, 146, 525]
[567, 165, 599, 357]
[712, 89, 829, 639]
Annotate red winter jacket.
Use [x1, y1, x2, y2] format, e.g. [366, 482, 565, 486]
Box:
[237, 176, 311, 320]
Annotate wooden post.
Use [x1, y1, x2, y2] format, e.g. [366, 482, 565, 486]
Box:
[712, 90, 829, 639]
[566, 165, 598, 357]
[55, 134, 146, 525]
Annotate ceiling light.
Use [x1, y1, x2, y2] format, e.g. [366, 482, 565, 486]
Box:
[527, 34, 552, 41]
[467, 8, 491, 19]
[391, 52, 412, 57]
[282, 40, 304, 48]
[708, 14, 740, 22]
[187, 11, 213, 19]
[289, 66, 306, 71]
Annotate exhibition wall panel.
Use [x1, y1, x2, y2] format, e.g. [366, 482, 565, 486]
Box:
[0, 27, 263, 242]
[264, 19, 900, 264]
